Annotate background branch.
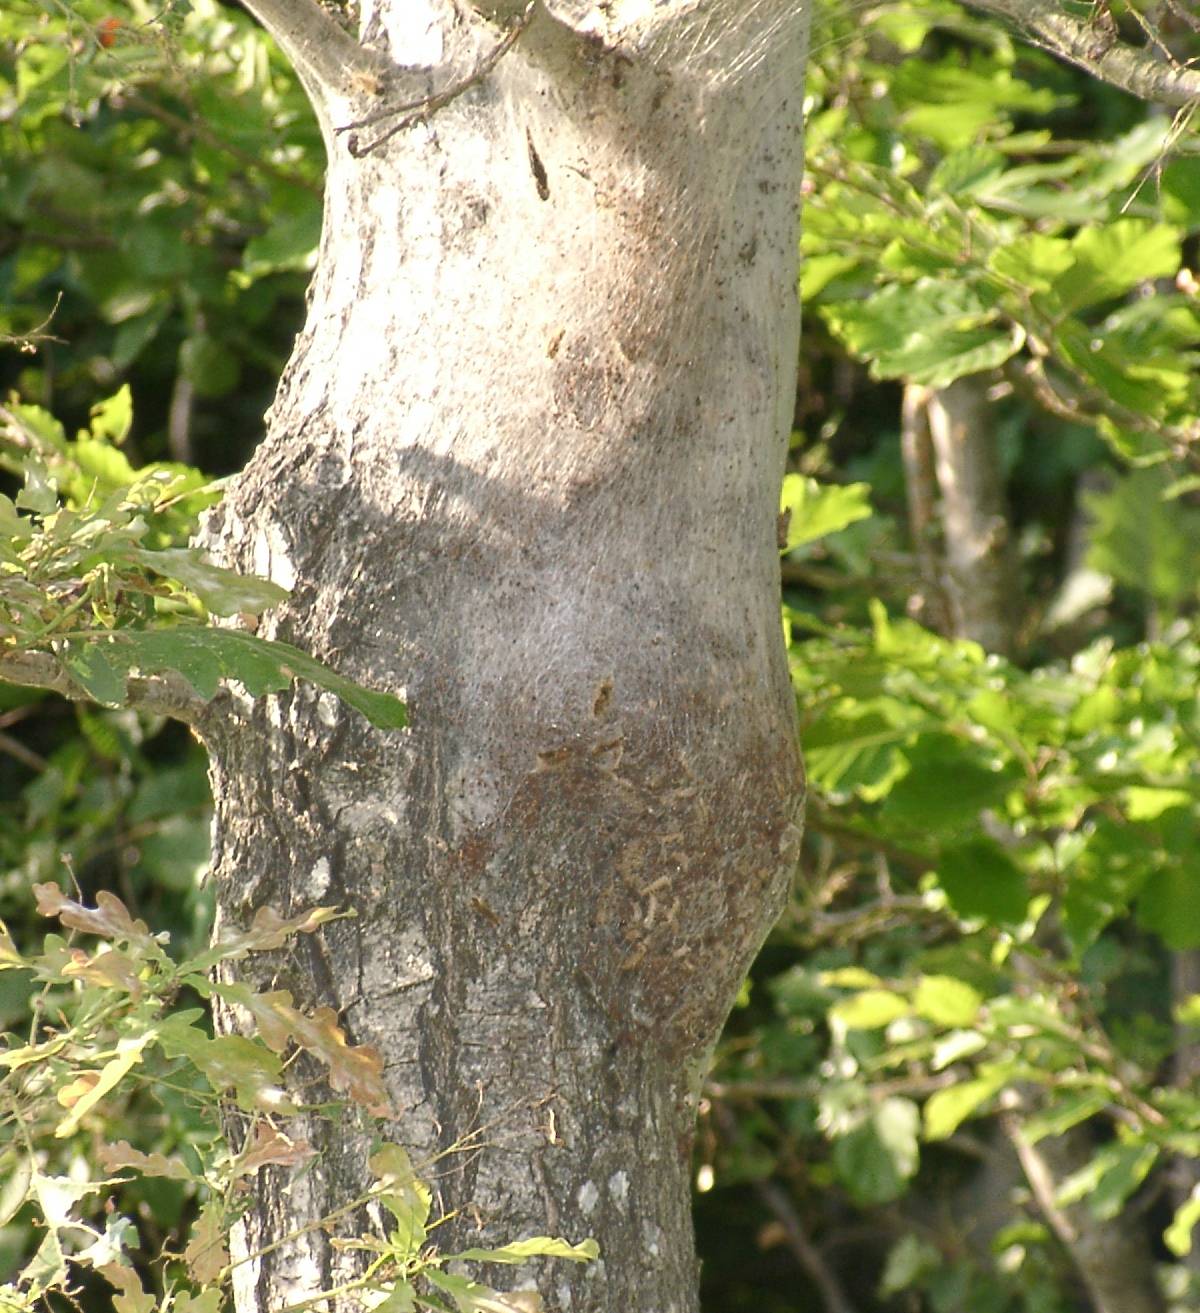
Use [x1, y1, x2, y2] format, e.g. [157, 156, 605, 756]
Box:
[963, 0, 1200, 107]
[0, 650, 209, 727]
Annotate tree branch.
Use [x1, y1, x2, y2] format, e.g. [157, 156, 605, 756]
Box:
[236, 0, 388, 104]
[0, 650, 209, 727]
[963, 0, 1200, 108]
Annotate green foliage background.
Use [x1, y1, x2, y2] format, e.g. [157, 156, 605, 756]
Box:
[2, 0, 1199, 1310]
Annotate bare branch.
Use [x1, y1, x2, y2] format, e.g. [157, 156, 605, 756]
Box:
[963, 0, 1200, 108]
[0, 649, 209, 727]
[337, 2, 535, 157]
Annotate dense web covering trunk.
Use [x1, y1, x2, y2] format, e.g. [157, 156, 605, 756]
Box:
[201, 3, 810, 1308]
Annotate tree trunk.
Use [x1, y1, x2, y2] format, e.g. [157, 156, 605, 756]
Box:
[899, 378, 1165, 1313]
[199, 4, 809, 1310]
[903, 378, 1018, 657]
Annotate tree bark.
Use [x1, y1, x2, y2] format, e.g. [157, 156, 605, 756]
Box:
[904, 378, 1018, 657]
[199, 3, 809, 1310]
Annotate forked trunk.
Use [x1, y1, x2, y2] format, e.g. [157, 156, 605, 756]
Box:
[201, 4, 809, 1308]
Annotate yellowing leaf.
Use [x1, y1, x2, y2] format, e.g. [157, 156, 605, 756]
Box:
[55, 1032, 153, 1137]
[99, 1264, 155, 1313]
[56, 1071, 100, 1108]
[235, 1124, 315, 1178]
[60, 946, 144, 997]
[454, 1237, 600, 1265]
[33, 885, 155, 950]
[98, 1141, 194, 1182]
[183, 1202, 229, 1285]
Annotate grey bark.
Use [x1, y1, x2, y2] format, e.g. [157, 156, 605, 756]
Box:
[198, 3, 809, 1311]
[1172, 949, 1200, 1279]
[904, 378, 1018, 657]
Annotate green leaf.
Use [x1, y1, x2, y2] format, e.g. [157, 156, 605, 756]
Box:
[930, 1029, 987, 1072]
[117, 628, 407, 728]
[1124, 787, 1192, 821]
[369, 1144, 431, 1261]
[923, 1069, 1008, 1140]
[780, 475, 873, 550]
[830, 989, 911, 1031]
[987, 233, 1074, 293]
[61, 639, 130, 707]
[832, 1097, 920, 1205]
[132, 547, 289, 616]
[879, 1235, 941, 1297]
[822, 279, 1023, 387]
[883, 738, 1018, 836]
[1056, 1142, 1158, 1220]
[1165, 1184, 1200, 1258]
[87, 386, 133, 444]
[1085, 469, 1200, 607]
[1137, 863, 1200, 950]
[180, 334, 241, 399]
[1020, 1090, 1110, 1145]
[801, 702, 921, 801]
[912, 975, 983, 1027]
[936, 839, 1029, 924]
[240, 206, 321, 282]
[1051, 220, 1182, 313]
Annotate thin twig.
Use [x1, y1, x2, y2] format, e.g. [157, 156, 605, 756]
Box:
[337, 3, 535, 158]
[0, 729, 47, 772]
[711, 1102, 857, 1313]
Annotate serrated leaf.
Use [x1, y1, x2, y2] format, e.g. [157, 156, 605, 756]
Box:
[98, 1141, 195, 1181]
[821, 279, 1022, 387]
[1052, 220, 1182, 313]
[183, 1201, 228, 1285]
[100, 1264, 156, 1313]
[119, 627, 407, 728]
[234, 1124, 315, 1178]
[987, 233, 1074, 293]
[32, 884, 157, 949]
[1020, 1090, 1110, 1145]
[189, 903, 342, 971]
